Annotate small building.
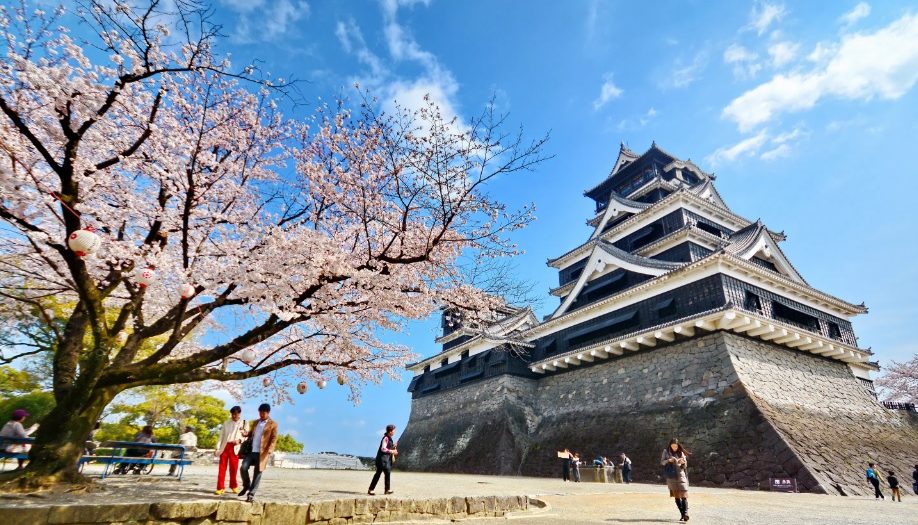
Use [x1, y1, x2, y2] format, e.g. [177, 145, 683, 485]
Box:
[397, 143, 917, 496]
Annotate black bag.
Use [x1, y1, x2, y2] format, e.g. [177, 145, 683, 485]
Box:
[238, 421, 253, 457]
[663, 461, 677, 479]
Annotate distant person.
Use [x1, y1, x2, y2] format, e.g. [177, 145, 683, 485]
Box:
[85, 421, 101, 455]
[888, 471, 901, 502]
[214, 406, 247, 495]
[0, 409, 38, 471]
[593, 455, 605, 467]
[866, 462, 884, 500]
[620, 453, 632, 484]
[169, 425, 198, 476]
[115, 425, 155, 475]
[912, 464, 918, 495]
[561, 449, 572, 482]
[662, 438, 690, 521]
[572, 452, 582, 482]
[238, 403, 278, 502]
[368, 424, 398, 495]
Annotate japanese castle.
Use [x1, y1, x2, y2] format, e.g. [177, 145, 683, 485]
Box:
[406, 142, 876, 392]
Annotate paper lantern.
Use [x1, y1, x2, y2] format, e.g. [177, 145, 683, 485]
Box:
[316, 379, 327, 390]
[179, 283, 196, 299]
[240, 349, 256, 365]
[262, 376, 272, 387]
[137, 268, 156, 288]
[337, 373, 346, 386]
[115, 331, 129, 345]
[296, 382, 308, 394]
[67, 227, 101, 257]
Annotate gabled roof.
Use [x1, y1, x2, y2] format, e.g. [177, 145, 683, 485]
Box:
[551, 241, 685, 319]
[723, 220, 806, 284]
[588, 190, 652, 239]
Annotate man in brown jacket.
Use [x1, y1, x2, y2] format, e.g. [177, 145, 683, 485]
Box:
[238, 403, 278, 502]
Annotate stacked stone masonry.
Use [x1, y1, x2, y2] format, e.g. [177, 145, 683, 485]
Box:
[398, 332, 918, 496]
[3, 495, 531, 525]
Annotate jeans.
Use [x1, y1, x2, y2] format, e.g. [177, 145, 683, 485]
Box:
[869, 477, 883, 499]
[217, 443, 239, 490]
[240, 453, 263, 495]
[623, 467, 631, 483]
[369, 466, 391, 492]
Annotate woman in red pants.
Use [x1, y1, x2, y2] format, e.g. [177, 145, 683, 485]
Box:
[214, 406, 247, 495]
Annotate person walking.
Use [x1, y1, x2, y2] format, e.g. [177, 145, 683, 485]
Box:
[887, 471, 902, 502]
[866, 462, 884, 500]
[238, 403, 278, 503]
[368, 424, 398, 495]
[0, 409, 38, 471]
[572, 452, 582, 482]
[561, 449, 572, 482]
[662, 438, 690, 522]
[620, 453, 632, 484]
[214, 406, 247, 495]
[170, 425, 198, 476]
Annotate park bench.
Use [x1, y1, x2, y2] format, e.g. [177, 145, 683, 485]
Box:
[1, 436, 192, 480]
[95, 441, 193, 480]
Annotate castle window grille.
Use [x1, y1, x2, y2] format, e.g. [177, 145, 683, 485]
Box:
[827, 321, 842, 341]
[744, 291, 764, 315]
[771, 301, 820, 332]
[655, 297, 677, 319]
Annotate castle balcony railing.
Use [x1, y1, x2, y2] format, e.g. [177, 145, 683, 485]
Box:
[881, 401, 916, 412]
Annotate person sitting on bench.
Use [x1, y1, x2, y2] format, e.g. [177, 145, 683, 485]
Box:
[0, 409, 38, 471]
[114, 425, 155, 475]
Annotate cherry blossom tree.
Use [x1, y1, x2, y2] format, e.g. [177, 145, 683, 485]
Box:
[875, 355, 918, 404]
[0, 0, 547, 487]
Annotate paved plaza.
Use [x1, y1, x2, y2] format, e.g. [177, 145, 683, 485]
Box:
[1, 465, 914, 524]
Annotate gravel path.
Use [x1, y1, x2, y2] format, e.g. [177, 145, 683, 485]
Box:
[0, 465, 914, 525]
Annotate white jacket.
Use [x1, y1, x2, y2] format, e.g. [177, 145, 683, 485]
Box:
[215, 419, 246, 455]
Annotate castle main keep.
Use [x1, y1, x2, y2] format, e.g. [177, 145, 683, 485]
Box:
[398, 143, 918, 496]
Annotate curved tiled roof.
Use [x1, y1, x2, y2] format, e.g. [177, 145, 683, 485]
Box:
[596, 241, 684, 272]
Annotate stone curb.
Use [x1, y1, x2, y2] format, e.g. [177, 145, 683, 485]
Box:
[1, 495, 530, 524]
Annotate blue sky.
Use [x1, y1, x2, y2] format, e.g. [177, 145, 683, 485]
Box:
[78, 1, 918, 455]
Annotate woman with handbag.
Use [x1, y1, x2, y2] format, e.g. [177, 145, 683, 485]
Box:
[214, 406, 247, 495]
[661, 438, 690, 521]
[368, 424, 398, 495]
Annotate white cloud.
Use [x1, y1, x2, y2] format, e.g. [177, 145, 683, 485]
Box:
[593, 74, 623, 110]
[724, 43, 762, 78]
[706, 126, 807, 165]
[616, 107, 658, 131]
[767, 41, 799, 68]
[723, 13, 918, 131]
[840, 2, 871, 27]
[706, 130, 770, 166]
[747, 2, 787, 35]
[222, 0, 310, 43]
[664, 52, 707, 89]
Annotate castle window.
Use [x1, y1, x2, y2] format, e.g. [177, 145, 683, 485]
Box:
[827, 321, 842, 340]
[695, 221, 724, 238]
[772, 301, 819, 331]
[567, 310, 640, 349]
[440, 358, 448, 367]
[744, 292, 763, 314]
[460, 350, 469, 359]
[655, 298, 676, 318]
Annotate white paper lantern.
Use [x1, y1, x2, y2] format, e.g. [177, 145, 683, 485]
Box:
[179, 283, 196, 299]
[115, 331, 129, 345]
[337, 373, 346, 386]
[240, 349, 256, 365]
[67, 227, 101, 257]
[262, 376, 272, 387]
[296, 382, 308, 394]
[137, 268, 156, 288]
[316, 379, 327, 390]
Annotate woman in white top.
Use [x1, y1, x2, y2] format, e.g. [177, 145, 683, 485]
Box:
[214, 406, 247, 495]
[0, 408, 38, 470]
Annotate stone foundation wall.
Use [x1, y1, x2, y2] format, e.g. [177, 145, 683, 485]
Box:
[6, 496, 531, 525]
[399, 332, 918, 496]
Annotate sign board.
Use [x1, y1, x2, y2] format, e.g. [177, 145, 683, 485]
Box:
[769, 478, 798, 492]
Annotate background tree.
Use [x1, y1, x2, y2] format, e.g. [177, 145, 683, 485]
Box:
[0, 366, 53, 424]
[875, 354, 918, 404]
[274, 433, 304, 454]
[0, 0, 547, 487]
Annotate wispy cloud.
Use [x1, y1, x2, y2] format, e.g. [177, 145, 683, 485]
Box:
[747, 2, 787, 36]
[723, 13, 918, 131]
[706, 126, 807, 165]
[663, 52, 707, 89]
[221, 0, 311, 43]
[593, 74, 623, 110]
[724, 44, 762, 79]
[840, 2, 871, 28]
[767, 41, 799, 68]
[617, 107, 658, 131]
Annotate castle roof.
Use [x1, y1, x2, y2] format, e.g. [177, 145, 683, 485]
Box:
[584, 142, 713, 201]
